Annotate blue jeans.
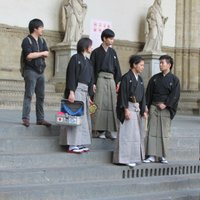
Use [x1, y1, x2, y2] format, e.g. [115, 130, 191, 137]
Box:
[22, 70, 45, 122]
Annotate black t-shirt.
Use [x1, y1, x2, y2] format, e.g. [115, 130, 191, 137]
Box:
[21, 35, 48, 74]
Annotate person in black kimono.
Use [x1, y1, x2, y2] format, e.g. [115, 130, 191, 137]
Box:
[113, 55, 147, 167]
[144, 55, 180, 164]
[90, 29, 122, 139]
[59, 37, 94, 153]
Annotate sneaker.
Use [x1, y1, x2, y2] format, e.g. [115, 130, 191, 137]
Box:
[36, 120, 51, 127]
[98, 132, 106, 139]
[105, 131, 116, 140]
[143, 156, 156, 163]
[160, 157, 168, 164]
[67, 146, 84, 154]
[22, 118, 30, 127]
[78, 146, 89, 152]
[127, 163, 136, 167]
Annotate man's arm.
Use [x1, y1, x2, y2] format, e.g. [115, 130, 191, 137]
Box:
[26, 51, 49, 61]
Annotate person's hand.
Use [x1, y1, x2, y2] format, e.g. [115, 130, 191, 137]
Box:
[89, 98, 93, 105]
[68, 91, 75, 103]
[125, 108, 131, 120]
[143, 112, 148, 120]
[116, 83, 120, 93]
[93, 84, 96, 93]
[158, 103, 166, 110]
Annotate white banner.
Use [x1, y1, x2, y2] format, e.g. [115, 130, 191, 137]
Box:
[90, 19, 112, 49]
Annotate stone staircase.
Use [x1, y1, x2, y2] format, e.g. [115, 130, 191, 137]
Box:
[0, 80, 200, 116]
[0, 80, 200, 199]
[178, 91, 200, 115]
[0, 113, 199, 199]
[0, 80, 62, 110]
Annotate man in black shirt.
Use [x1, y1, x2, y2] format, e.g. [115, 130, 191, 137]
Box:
[144, 55, 180, 164]
[21, 19, 51, 127]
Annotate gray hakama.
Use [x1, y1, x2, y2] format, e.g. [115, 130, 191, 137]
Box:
[146, 104, 171, 158]
[59, 83, 91, 146]
[91, 72, 118, 132]
[113, 102, 145, 164]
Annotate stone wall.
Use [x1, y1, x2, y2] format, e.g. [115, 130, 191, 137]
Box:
[0, 24, 144, 81]
[0, 24, 63, 81]
[0, 24, 176, 82]
[2, 22, 199, 95]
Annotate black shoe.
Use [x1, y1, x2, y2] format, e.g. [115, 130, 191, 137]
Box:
[22, 119, 30, 127]
[37, 120, 51, 127]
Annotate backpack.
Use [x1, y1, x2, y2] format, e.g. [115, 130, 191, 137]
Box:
[20, 36, 44, 77]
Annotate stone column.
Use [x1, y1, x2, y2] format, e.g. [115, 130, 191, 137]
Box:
[137, 52, 165, 87]
[175, 0, 200, 91]
[50, 43, 76, 92]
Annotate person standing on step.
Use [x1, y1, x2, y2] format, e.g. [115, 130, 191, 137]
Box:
[21, 18, 51, 127]
[59, 37, 94, 153]
[113, 55, 147, 167]
[143, 55, 180, 164]
[90, 29, 122, 139]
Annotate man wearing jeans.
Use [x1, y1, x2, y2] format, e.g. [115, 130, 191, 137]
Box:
[21, 18, 51, 127]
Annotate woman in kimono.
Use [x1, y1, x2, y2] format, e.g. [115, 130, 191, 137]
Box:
[113, 55, 147, 167]
[59, 37, 94, 153]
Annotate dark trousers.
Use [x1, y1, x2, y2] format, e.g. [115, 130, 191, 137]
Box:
[22, 70, 45, 122]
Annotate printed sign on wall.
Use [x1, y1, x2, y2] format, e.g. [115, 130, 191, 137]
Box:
[90, 19, 112, 49]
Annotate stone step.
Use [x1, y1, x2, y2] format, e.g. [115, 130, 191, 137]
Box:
[0, 100, 60, 110]
[0, 136, 114, 154]
[0, 164, 125, 186]
[169, 137, 199, 149]
[180, 91, 200, 98]
[0, 160, 199, 186]
[0, 90, 63, 101]
[0, 175, 199, 200]
[100, 189, 200, 200]
[177, 109, 199, 116]
[0, 151, 112, 169]
[0, 137, 62, 154]
[171, 128, 200, 138]
[167, 148, 199, 161]
[0, 124, 60, 138]
[0, 122, 115, 153]
[0, 80, 55, 92]
[178, 91, 200, 115]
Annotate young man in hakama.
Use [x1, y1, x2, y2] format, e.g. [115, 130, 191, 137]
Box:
[90, 29, 122, 139]
[59, 38, 94, 153]
[144, 55, 180, 164]
[113, 55, 147, 167]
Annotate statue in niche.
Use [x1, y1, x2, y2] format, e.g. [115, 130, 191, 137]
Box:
[62, 0, 87, 43]
[143, 0, 168, 53]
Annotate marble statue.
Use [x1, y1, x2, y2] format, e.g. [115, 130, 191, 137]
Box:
[143, 0, 168, 53]
[62, 0, 87, 43]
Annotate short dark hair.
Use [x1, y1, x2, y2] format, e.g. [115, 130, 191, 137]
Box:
[77, 37, 92, 53]
[159, 55, 174, 70]
[28, 18, 44, 34]
[129, 55, 144, 68]
[101, 29, 115, 41]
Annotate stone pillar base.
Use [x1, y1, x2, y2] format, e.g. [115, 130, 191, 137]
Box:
[51, 43, 77, 93]
[137, 52, 166, 87]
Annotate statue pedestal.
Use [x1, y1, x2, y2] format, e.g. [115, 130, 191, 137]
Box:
[137, 52, 166, 87]
[51, 43, 76, 92]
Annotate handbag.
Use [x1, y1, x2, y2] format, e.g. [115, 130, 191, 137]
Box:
[89, 102, 97, 115]
[60, 99, 84, 116]
[56, 99, 84, 126]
